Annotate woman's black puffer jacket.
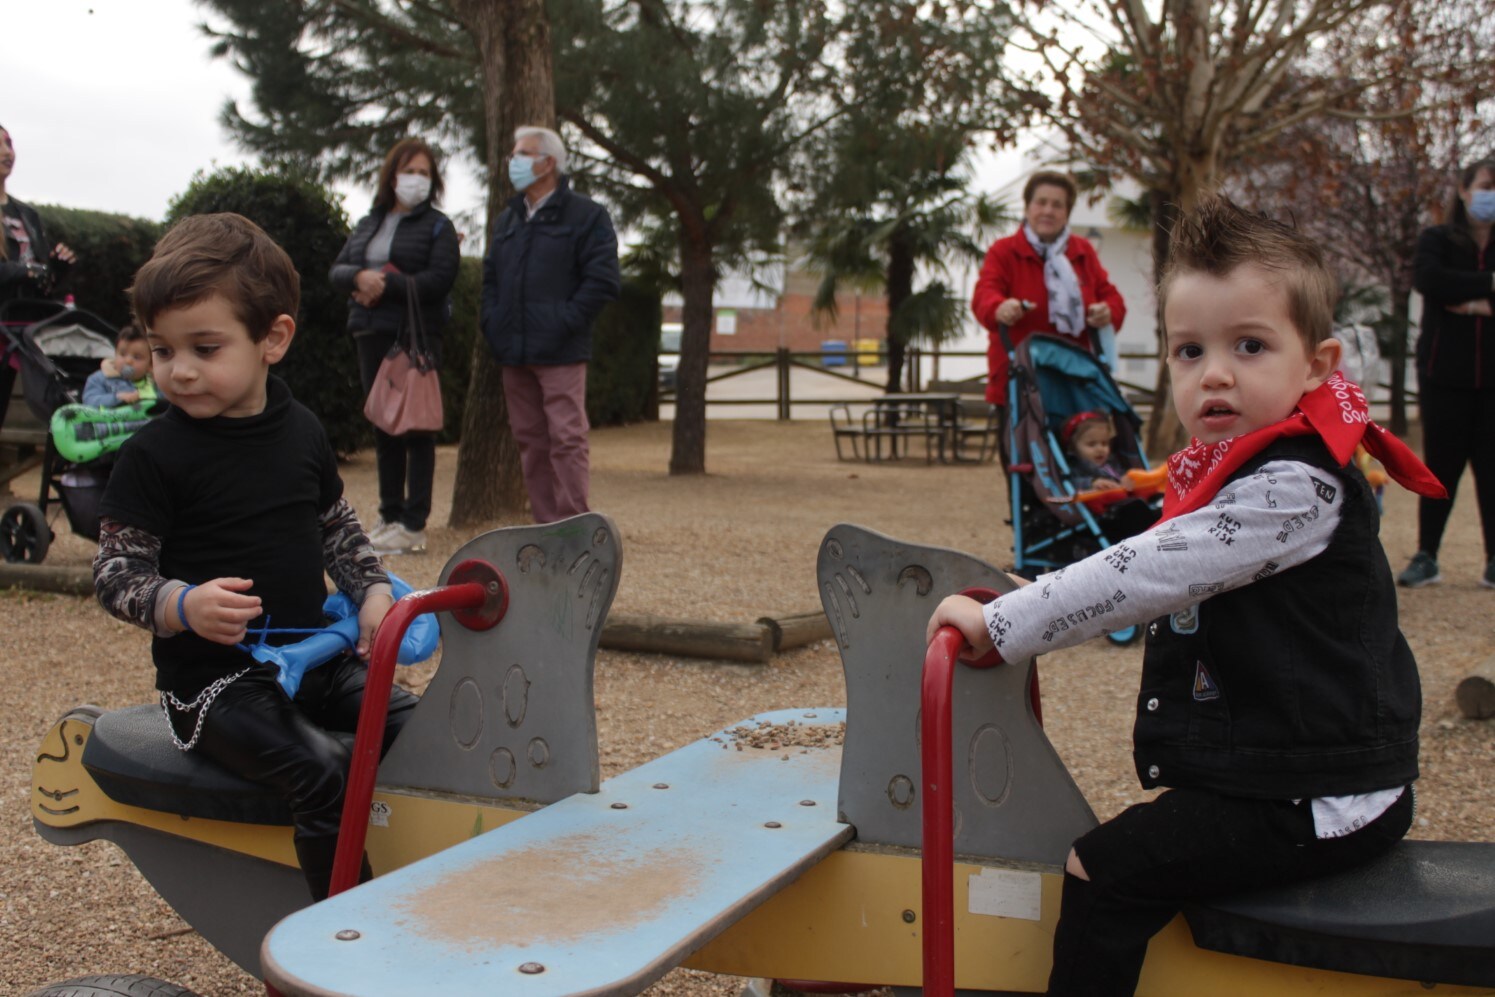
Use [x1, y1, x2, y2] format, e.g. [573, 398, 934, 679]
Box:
[1413, 223, 1495, 391]
[329, 200, 461, 337]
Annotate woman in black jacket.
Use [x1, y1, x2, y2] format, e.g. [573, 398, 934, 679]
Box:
[1397, 157, 1495, 589]
[1, 123, 76, 306]
[330, 138, 460, 556]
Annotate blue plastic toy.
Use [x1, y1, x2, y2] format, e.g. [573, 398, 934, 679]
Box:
[245, 574, 440, 697]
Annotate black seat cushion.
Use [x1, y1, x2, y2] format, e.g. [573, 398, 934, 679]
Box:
[1185, 840, 1495, 987]
[82, 705, 349, 826]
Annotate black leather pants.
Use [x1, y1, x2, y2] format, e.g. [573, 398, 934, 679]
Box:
[178, 657, 418, 901]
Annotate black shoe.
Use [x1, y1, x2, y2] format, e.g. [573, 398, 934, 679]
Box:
[1396, 551, 1442, 588]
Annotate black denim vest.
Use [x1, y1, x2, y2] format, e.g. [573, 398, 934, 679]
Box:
[1132, 436, 1420, 799]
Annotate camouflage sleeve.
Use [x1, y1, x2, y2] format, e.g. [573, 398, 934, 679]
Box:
[322, 497, 390, 604]
[94, 516, 186, 636]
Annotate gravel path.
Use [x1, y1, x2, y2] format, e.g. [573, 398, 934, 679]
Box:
[3, 419, 1491, 994]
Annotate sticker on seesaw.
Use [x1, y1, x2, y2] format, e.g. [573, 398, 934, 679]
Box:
[968, 867, 1042, 920]
[369, 800, 391, 827]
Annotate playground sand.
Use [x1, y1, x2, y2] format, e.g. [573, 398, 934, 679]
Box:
[3, 418, 1491, 995]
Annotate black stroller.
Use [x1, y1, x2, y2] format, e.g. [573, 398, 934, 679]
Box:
[1, 300, 138, 564]
[1002, 332, 1160, 644]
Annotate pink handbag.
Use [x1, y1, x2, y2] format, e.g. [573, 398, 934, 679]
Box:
[363, 278, 443, 435]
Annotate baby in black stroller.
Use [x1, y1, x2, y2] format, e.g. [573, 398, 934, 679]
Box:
[1, 301, 157, 564]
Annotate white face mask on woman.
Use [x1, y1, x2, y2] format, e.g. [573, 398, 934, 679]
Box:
[394, 173, 431, 208]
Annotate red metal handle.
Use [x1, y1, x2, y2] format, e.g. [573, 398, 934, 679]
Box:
[328, 570, 504, 897]
[920, 624, 964, 997]
[920, 586, 1017, 996]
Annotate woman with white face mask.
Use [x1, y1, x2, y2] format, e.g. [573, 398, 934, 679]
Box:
[330, 138, 461, 556]
[1396, 157, 1495, 590]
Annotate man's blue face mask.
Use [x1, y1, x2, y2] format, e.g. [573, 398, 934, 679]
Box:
[1468, 189, 1495, 224]
[508, 154, 541, 193]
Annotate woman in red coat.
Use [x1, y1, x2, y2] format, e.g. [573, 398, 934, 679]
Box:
[972, 170, 1126, 406]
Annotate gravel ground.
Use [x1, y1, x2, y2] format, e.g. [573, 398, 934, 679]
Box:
[3, 419, 1491, 995]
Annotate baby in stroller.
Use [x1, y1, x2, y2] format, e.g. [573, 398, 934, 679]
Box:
[82, 323, 155, 408]
[1061, 410, 1127, 490]
[1, 304, 159, 564]
[1004, 333, 1160, 587]
[1060, 410, 1160, 541]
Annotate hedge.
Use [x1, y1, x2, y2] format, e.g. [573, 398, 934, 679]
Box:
[32, 204, 162, 330]
[587, 279, 661, 426]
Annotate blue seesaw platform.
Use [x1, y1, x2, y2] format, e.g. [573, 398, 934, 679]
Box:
[261, 708, 851, 996]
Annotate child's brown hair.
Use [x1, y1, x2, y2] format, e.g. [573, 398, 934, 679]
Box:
[129, 213, 300, 342]
[115, 322, 146, 345]
[1159, 194, 1337, 349]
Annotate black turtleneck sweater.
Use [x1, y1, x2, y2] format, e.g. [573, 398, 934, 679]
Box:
[99, 376, 342, 692]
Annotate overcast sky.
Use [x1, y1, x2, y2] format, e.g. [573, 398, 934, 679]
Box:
[6, 0, 1045, 250]
[4, 0, 487, 234]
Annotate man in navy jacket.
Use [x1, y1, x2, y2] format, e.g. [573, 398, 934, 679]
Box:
[481, 126, 620, 523]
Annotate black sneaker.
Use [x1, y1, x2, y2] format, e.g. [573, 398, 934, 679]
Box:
[1396, 551, 1442, 588]
[1482, 557, 1495, 590]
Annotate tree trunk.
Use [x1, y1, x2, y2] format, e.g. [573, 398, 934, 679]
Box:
[448, 0, 554, 526]
[883, 232, 915, 394]
[1143, 188, 1188, 457]
[1388, 286, 1412, 438]
[670, 226, 715, 475]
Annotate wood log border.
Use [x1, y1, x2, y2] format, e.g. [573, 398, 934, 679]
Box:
[0, 564, 828, 665]
[0, 562, 94, 596]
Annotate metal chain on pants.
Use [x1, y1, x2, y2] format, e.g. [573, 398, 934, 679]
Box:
[160, 667, 252, 752]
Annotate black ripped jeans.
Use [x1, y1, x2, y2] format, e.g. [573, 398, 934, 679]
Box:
[174, 658, 418, 901]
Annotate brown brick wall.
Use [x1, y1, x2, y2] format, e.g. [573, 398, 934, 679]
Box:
[663, 291, 890, 355]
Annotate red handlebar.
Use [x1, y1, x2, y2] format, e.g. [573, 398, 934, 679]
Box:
[920, 624, 965, 997]
[920, 586, 1032, 995]
[328, 563, 507, 897]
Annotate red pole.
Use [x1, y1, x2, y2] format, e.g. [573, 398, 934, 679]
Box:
[921, 587, 1007, 996]
[327, 581, 490, 897]
[920, 625, 963, 997]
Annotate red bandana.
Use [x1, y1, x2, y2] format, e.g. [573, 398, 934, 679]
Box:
[1159, 372, 1446, 523]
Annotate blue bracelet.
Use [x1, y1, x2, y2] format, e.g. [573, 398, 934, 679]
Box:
[177, 584, 195, 634]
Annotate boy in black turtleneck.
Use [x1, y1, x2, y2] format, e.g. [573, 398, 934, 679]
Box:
[92, 213, 417, 903]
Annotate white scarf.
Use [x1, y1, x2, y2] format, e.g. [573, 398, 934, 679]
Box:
[1023, 222, 1084, 336]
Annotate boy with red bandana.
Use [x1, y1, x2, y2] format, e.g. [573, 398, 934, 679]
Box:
[929, 195, 1446, 996]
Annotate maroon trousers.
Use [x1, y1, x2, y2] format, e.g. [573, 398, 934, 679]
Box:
[501, 362, 590, 523]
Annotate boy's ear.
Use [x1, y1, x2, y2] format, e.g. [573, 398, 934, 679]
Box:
[1306, 336, 1342, 388]
[263, 314, 296, 364]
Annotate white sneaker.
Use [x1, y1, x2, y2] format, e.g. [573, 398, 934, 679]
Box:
[366, 518, 397, 543]
[374, 524, 427, 556]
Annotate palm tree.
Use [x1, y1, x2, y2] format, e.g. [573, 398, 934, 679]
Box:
[800, 127, 1009, 394]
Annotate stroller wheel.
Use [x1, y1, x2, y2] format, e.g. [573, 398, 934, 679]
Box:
[1106, 625, 1141, 646]
[1, 502, 51, 564]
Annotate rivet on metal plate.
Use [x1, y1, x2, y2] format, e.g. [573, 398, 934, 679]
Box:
[764, 821, 782, 829]
[799, 799, 816, 806]
[902, 910, 917, 923]
[653, 783, 670, 790]
[335, 929, 361, 941]
[519, 962, 546, 975]
[611, 802, 629, 810]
